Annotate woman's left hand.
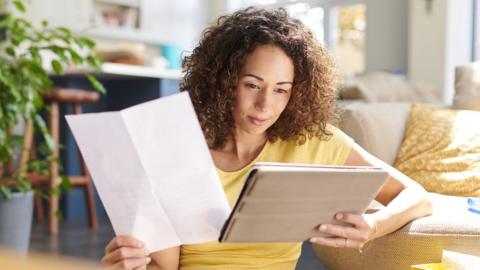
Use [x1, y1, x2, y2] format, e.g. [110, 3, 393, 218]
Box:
[310, 212, 377, 251]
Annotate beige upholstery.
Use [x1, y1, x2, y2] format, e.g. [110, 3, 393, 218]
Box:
[338, 72, 440, 103]
[314, 102, 480, 269]
[453, 62, 480, 110]
[339, 102, 411, 165]
[314, 193, 480, 270]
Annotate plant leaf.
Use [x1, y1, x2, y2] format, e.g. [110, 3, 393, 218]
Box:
[51, 59, 63, 74]
[5, 47, 15, 57]
[57, 27, 72, 37]
[0, 185, 12, 199]
[0, 129, 5, 144]
[60, 175, 72, 192]
[69, 49, 83, 64]
[34, 115, 55, 151]
[29, 47, 41, 63]
[18, 176, 32, 192]
[13, 0, 26, 13]
[50, 46, 68, 62]
[86, 55, 102, 69]
[77, 37, 96, 49]
[50, 186, 60, 196]
[87, 74, 106, 94]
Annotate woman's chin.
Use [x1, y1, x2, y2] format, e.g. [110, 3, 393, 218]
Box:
[237, 125, 269, 136]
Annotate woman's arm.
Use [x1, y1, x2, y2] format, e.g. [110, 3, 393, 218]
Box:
[345, 143, 433, 239]
[310, 143, 432, 249]
[148, 246, 180, 270]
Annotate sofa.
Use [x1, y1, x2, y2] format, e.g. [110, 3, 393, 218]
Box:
[312, 102, 480, 269]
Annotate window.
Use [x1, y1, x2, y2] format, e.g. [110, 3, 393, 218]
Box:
[285, 3, 325, 44]
[332, 4, 366, 75]
[474, 0, 480, 60]
[235, 0, 366, 76]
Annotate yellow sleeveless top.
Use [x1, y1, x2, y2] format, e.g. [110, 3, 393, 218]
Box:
[180, 125, 353, 270]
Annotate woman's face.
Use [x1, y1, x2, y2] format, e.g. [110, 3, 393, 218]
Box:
[233, 44, 294, 136]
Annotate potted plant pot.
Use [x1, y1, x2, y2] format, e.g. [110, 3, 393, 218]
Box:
[0, 191, 33, 253]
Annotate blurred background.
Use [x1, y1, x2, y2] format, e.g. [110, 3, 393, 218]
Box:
[20, 0, 479, 103]
[1, 0, 478, 269]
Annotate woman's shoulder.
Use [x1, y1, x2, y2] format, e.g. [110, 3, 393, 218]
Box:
[273, 124, 352, 146]
[268, 124, 353, 154]
[266, 124, 354, 164]
[324, 124, 353, 143]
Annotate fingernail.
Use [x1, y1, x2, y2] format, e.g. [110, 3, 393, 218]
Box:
[146, 257, 151, 263]
[310, 238, 317, 244]
[336, 213, 343, 220]
[319, 225, 327, 232]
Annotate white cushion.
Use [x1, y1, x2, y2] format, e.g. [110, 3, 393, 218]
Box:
[453, 62, 480, 110]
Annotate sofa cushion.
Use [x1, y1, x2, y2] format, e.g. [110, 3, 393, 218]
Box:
[394, 103, 480, 197]
[338, 72, 440, 102]
[339, 102, 411, 165]
[453, 62, 480, 110]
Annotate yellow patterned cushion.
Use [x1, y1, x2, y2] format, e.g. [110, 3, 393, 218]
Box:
[394, 103, 480, 197]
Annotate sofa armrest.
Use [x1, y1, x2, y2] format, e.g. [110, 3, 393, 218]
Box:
[313, 193, 480, 269]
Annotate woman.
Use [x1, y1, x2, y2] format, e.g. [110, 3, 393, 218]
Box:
[101, 7, 432, 270]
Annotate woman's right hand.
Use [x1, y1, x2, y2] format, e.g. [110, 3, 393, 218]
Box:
[101, 235, 151, 270]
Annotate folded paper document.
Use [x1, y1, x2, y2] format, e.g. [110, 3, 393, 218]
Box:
[219, 162, 388, 242]
[66, 92, 231, 252]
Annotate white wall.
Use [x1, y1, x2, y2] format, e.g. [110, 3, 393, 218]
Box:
[408, 0, 448, 97]
[21, 0, 91, 28]
[21, 0, 211, 52]
[445, 0, 474, 103]
[409, 0, 473, 104]
[138, 0, 211, 51]
[364, 0, 408, 73]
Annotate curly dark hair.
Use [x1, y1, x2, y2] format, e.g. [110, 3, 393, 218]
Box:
[180, 7, 338, 149]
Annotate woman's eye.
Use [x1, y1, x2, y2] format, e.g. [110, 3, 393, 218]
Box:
[245, 83, 259, 90]
[275, 88, 288, 94]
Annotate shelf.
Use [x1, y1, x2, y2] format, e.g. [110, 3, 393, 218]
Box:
[100, 62, 183, 80]
[94, 0, 140, 8]
[62, 62, 183, 80]
[74, 27, 167, 46]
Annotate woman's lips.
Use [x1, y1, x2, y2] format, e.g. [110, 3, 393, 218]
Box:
[247, 116, 269, 126]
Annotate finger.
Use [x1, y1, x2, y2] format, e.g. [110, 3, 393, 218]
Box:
[106, 236, 145, 253]
[318, 223, 364, 241]
[335, 213, 366, 228]
[346, 238, 364, 249]
[103, 247, 149, 265]
[113, 257, 151, 270]
[310, 236, 346, 248]
[133, 265, 148, 270]
[310, 236, 364, 249]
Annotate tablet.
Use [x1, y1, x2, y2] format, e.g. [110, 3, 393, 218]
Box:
[219, 162, 389, 243]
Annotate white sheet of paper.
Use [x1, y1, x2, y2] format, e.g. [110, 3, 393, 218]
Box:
[65, 92, 231, 252]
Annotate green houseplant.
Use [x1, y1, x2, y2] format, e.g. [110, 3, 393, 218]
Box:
[0, 0, 105, 252]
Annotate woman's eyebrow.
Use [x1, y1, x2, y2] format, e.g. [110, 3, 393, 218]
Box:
[242, 73, 264, 81]
[242, 73, 293, 85]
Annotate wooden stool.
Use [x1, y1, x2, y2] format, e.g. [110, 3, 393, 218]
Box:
[31, 88, 100, 235]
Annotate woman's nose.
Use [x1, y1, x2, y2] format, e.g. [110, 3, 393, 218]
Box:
[254, 90, 270, 112]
